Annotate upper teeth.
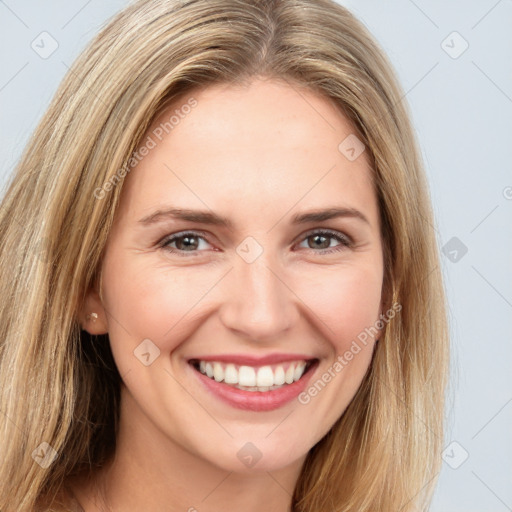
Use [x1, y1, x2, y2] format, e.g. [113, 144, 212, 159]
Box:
[197, 360, 308, 388]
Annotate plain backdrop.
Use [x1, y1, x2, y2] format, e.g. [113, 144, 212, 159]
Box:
[1, 1, 511, 510]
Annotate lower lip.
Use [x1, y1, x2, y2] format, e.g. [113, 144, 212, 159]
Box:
[191, 362, 318, 412]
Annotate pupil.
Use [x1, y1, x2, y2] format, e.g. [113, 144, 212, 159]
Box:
[311, 234, 329, 249]
[178, 236, 197, 250]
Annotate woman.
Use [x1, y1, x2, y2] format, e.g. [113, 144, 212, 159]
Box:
[0, 0, 449, 510]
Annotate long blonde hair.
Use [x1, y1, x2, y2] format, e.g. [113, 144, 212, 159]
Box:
[0, 0, 449, 510]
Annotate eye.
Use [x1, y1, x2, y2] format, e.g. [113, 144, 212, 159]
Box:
[296, 229, 352, 253]
[159, 231, 212, 256]
[158, 228, 352, 257]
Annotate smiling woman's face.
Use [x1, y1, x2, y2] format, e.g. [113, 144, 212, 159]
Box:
[85, 78, 384, 474]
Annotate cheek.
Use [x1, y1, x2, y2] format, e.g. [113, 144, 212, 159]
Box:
[101, 254, 222, 353]
[289, 265, 382, 431]
[294, 263, 383, 351]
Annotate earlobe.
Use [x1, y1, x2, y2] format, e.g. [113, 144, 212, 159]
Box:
[86, 312, 98, 323]
[80, 288, 109, 334]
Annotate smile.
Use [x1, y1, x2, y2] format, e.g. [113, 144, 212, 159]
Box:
[191, 359, 314, 391]
[188, 355, 318, 411]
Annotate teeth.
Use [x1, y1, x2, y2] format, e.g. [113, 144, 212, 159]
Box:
[194, 359, 311, 391]
[285, 364, 295, 384]
[274, 366, 285, 386]
[213, 362, 224, 382]
[256, 366, 274, 387]
[239, 366, 256, 387]
[224, 363, 238, 384]
[294, 361, 306, 381]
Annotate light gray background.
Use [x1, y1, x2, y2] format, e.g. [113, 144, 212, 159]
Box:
[1, 1, 511, 510]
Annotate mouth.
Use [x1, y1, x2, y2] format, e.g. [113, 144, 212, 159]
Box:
[189, 358, 317, 392]
[188, 356, 318, 411]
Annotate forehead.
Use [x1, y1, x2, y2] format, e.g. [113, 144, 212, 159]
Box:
[117, 79, 378, 229]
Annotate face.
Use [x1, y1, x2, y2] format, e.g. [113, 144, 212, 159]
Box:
[84, 78, 385, 474]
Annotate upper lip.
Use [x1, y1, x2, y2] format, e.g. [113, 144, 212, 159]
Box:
[188, 353, 317, 366]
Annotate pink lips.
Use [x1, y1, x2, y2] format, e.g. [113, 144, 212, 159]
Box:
[188, 353, 318, 412]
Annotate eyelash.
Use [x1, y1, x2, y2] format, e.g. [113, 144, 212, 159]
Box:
[157, 229, 353, 257]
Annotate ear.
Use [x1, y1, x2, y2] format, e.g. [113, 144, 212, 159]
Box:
[79, 286, 109, 335]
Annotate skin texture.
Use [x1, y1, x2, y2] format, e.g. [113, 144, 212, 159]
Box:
[73, 77, 385, 511]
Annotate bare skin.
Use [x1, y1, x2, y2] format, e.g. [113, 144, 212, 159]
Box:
[70, 77, 384, 511]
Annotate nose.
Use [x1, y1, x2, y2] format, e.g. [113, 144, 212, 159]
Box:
[218, 248, 299, 343]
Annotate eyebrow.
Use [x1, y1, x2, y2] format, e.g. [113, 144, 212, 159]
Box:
[138, 206, 370, 228]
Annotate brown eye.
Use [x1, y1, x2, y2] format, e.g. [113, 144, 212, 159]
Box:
[173, 234, 199, 251]
[160, 231, 212, 255]
[297, 230, 352, 253]
[307, 234, 331, 249]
